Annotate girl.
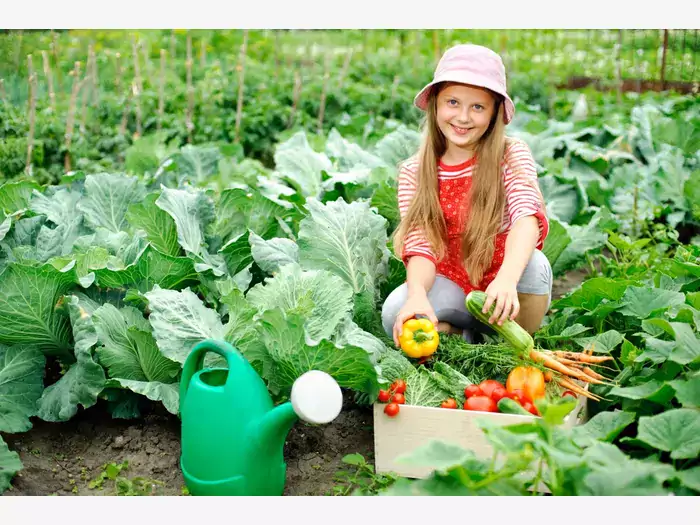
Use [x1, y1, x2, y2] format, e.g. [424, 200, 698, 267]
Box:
[382, 44, 552, 348]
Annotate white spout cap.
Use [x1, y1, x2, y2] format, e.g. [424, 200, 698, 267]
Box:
[291, 370, 343, 424]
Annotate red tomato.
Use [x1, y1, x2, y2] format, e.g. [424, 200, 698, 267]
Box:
[506, 389, 531, 406]
[561, 390, 577, 399]
[490, 385, 508, 403]
[522, 402, 539, 416]
[377, 389, 391, 403]
[441, 398, 457, 409]
[478, 380, 505, 399]
[391, 380, 407, 395]
[384, 403, 400, 417]
[463, 396, 498, 413]
[391, 392, 406, 405]
[464, 385, 483, 398]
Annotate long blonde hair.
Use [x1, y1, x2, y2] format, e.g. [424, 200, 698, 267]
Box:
[394, 83, 507, 286]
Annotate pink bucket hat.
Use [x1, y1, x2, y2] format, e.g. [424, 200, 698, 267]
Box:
[414, 44, 515, 124]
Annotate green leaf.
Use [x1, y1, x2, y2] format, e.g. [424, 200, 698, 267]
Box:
[541, 218, 571, 271]
[105, 378, 179, 416]
[377, 349, 415, 385]
[0, 435, 23, 494]
[582, 463, 672, 496]
[126, 193, 180, 257]
[214, 188, 291, 244]
[574, 329, 623, 354]
[0, 263, 77, 356]
[635, 336, 675, 364]
[93, 304, 180, 382]
[676, 466, 700, 492]
[551, 218, 608, 275]
[341, 453, 366, 466]
[167, 144, 222, 186]
[618, 286, 686, 319]
[669, 375, 700, 408]
[637, 408, 700, 459]
[274, 130, 331, 198]
[620, 339, 642, 367]
[145, 286, 226, 365]
[576, 410, 636, 443]
[249, 232, 299, 275]
[221, 289, 258, 348]
[0, 345, 45, 433]
[30, 187, 82, 226]
[155, 186, 215, 255]
[246, 263, 354, 343]
[609, 380, 675, 404]
[538, 398, 578, 426]
[325, 129, 386, 170]
[36, 295, 106, 422]
[298, 198, 389, 296]
[77, 174, 147, 233]
[253, 308, 382, 396]
[93, 245, 198, 293]
[217, 233, 253, 277]
[0, 216, 11, 243]
[395, 441, 474, 470]
[554, 277, 633, 311]
[0, 180, 40, 216]
[539, 175, 581, 224]
[667, 322, 700, 365]
[374, 125, 421, 166]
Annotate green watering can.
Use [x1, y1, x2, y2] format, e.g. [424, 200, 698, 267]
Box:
[179, 339, 343, 496]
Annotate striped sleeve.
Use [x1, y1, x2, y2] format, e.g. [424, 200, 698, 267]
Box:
[397, 159, 437, 265]
[503, 138, 549, 249]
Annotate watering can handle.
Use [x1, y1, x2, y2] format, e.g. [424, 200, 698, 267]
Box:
[179, 339, 241, 413]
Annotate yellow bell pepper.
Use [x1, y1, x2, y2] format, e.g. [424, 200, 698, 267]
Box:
[399, 318, 439, 359]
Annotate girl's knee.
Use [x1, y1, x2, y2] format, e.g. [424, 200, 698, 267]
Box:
[516, 249, 552, 295]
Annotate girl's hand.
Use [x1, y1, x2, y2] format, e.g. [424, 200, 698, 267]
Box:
[393, 291, 439, 347]
[482, 276, 519, 326]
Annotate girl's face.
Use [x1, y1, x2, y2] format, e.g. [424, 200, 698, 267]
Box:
[435, 83, 496, 153]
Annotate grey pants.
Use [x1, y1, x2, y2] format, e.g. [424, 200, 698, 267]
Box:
[381, 249, 553, 341]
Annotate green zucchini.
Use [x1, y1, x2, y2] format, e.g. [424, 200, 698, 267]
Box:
[465, 291, 534, 353]
[497, 397, 532, 416]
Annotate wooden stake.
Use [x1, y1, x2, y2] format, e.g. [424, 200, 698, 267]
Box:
[14, 30, 23, 74]
[158, 49, 166, 132]
[0, 79, 7, 106]
[115, 52, 122, 91]
[338, 48, 353, 90]
[64, 61, 86, 172]
[274, 31, 280, 79]
[91, 47, 99, 106]
[234, 30, 249, 144]
[41, 50, 56, 110]
[317, 53, 331, 135]
[433, 30, 440, 65]
[26, 55, 37, 176]
[186, 34, 194, 143]
[660, 29, 669, 91]
[141, 40, 152, 80]
[80, 48, 92, 134]
[119, 88, 132, 137]
[132, 37, 144, 95]
[615, 30, 623, 105]
[287, 70, 302, 129]
[133, 80, 142, 137]
[170, 31, 177, 60]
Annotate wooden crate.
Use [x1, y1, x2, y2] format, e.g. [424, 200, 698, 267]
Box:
[373, 395, 587, 479]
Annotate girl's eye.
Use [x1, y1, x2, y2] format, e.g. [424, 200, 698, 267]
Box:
[473, 104, 484, 111]
[447, 99, 458, 106]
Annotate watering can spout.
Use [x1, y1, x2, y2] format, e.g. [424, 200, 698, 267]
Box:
[251, 370, 344, 458]
[254, 402, 298, 458]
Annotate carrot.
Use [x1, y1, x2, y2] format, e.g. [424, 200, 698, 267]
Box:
[544, 370, 553, 383]
[557, 377, 600, 401]
[553, 351, 614, 363]
[582, 366, 607, 382]
[530, 349, 588, 380]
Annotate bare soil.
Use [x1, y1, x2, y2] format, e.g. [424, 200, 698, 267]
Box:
[1, 270, 587, 497]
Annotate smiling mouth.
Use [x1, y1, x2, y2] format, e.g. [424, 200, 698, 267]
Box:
[450, 124, 472, 135]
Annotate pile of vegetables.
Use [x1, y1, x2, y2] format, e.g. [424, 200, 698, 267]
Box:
[376, 290, 612, 417]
